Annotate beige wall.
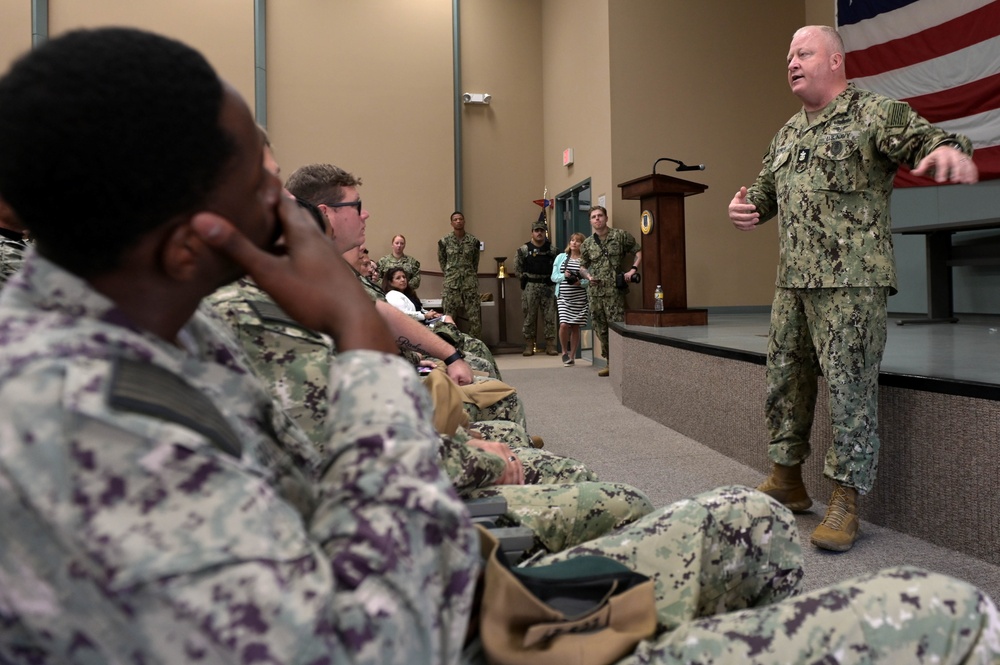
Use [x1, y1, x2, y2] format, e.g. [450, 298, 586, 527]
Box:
[0, 2, 32, 72]
[267, 0, 456, 279]
[0, 1, 829, 321]
[459, 0, 545, 257]
[541, 0, 614, 218]
[45, 1, 254, 102]
[603, 0, 805, 307]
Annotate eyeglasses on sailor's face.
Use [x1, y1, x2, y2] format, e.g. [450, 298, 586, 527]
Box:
[323, 199, 362, 215]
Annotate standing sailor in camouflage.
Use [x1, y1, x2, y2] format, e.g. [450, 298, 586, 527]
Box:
[0, 198, 28, 285]
[578, 205, 641, 377]
[3, 27, 999, 665]
[377, 233, 422, 290]
[438, 211, 483, 339]
[514, 218, 558, 356]
[729, 26, 979, 552]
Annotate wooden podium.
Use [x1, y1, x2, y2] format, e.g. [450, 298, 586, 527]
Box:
[618, 172, 708, 327]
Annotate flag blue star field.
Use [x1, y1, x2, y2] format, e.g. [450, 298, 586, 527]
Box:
[837, 0, 1000, 186]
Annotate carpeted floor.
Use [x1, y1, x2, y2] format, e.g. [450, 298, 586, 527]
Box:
[498, 353, 1000, 600]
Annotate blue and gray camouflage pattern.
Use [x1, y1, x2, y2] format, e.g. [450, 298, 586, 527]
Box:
[0, 253, 478, 663]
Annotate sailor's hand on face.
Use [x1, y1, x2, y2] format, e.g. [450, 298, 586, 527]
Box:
[191, 196, 393, 352]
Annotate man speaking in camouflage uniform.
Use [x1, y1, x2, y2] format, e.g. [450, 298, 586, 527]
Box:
[579, 205, 641, 377]
[438, 211, 483, 339]
[2, 26, 999, 665]
[514, 219, 558, 356]
[729, 26, 979, 552]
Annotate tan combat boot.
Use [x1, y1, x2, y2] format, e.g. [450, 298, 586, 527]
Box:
[529, 435, 545, 449]
[756, 463, 812, 513]
[811, 484, 860, 552]
[522, 339, 535, 356]
[597, 366, 610, 377]
[545, 339, 559, 356]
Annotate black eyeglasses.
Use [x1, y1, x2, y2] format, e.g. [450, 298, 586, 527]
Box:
[323, 199, 362, 215]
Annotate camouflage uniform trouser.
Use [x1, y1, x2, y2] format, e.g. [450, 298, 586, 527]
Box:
[465, 446, 653, 554]
[442, 284, 483, 340]
[766, 287, 887, 494]
[540, 486, 1000, 664]
[618, 564, 1000, 663]
[460, 335, 501, 380]
[434, 320, 501, 379]
[468, 420, 530, 448]
[463, 386, 527, 432]
[465, 487, 1000, 664]
[521, 281, 556, 342]
[588, 289, 627, 360]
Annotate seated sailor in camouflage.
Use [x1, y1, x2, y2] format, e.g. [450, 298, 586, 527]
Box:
[351, 245, 502, 379]
[4, 27, 998, 665]
[0, 197, 29, 285]
[514, 218, 558, 355]
[438, 210, 483, 339]
[285, 162, 479, 386]
[729, 26, 980, 553]
[376, 233, 422, 290]
[343, 247, 508, 385]
[579, 205, 641, 377]
[208, 276, 653, 558]
[0, 28, 479, 661]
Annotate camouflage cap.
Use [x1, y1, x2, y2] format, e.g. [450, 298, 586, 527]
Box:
[531, 220, 547, 231]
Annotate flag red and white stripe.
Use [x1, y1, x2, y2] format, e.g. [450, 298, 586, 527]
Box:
[837, 0, 1000, 186]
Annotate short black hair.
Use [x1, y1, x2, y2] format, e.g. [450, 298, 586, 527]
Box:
[0, 27, 236, 276]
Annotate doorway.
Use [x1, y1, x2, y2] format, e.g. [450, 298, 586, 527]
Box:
[555, 180, 595, 364]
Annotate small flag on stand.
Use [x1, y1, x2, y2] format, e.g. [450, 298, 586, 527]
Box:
[533, 189, 553, 229]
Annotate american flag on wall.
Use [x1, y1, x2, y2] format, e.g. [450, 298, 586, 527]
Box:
[836, 0, 1000, 186]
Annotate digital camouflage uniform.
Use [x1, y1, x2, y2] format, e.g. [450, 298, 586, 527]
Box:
[580, 227, 640, 360]
[355, 269, 501, 379]
[0, 253, 478, 663]
[376, 252, 422, 290]
[514, 237, 557, 345]
[746, 84, 973, 494]
[463, 484, 1000, 664]
[438, 231, 483, 340]
[1, 254, 996, 663]
[461, 383, 528, 431]
[0, 228, 28, 286]
[207, 277, 334, 446]
[439, 435, 654, 554]
[206, 277, 650, 554]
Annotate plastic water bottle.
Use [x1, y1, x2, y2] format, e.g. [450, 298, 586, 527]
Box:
[654, 285, 664, 311]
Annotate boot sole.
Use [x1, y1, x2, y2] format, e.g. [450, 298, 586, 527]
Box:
[810, 527, 860, 552]
[783, 499, 813, 513]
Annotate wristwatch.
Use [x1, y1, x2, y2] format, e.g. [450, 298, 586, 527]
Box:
[444, 349, 465, 366]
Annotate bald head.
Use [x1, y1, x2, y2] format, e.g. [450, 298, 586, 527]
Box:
[787, 25, 848, 111]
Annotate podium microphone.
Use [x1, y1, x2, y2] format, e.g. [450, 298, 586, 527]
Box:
[653, 157, 706, 173]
